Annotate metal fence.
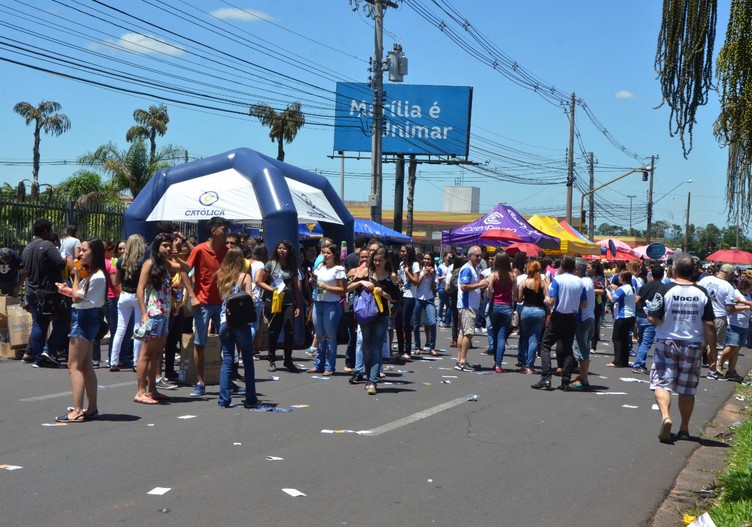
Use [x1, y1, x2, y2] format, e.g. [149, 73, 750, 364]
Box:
[0, 197, 127, 251]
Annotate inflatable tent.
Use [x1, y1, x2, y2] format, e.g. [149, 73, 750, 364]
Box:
[527, 215, 600, 255]
[124, 148, 354, 253]
[441, 203, 559, 249]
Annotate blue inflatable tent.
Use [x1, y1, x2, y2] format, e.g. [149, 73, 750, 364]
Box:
[124, 148, 354, 253]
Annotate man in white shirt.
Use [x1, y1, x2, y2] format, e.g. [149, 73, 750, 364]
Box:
[648, 254, 715, 443]
[697, 264, 736, 374]
[531, 256, 586, 391]
[455, 246, 488, 372]
[571, 260, 595, 390]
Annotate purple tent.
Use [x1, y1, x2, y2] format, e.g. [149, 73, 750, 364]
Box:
[441, 203, 560, 250]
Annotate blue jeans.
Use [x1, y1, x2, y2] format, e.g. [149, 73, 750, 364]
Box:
[312, 301, 343, 372]
[634, 317, 655, 368]
[218, 321, 257, 407]
[490, 304, 514, 367]
[361, 316, 389, 385]
[413, 299, 437, 350]
[573, 317, 595, 361]
[437, 288, 451, 325]
[519, 306, 546, 369]
[26, 292, 68, 365]
[515, 304, 525, 363]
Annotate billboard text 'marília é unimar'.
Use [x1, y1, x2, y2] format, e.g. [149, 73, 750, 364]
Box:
[333, 82, 472, 157]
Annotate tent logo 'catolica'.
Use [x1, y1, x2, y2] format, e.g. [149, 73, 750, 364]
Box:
[198, 191, 219, 207]
[483, 211, 504, 225]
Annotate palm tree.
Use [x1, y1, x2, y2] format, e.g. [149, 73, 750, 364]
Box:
[125, 104, 169, 166]
[12, 100, 71, 198]
[78, 138, 185, 198]
[249, 102, 305, 161]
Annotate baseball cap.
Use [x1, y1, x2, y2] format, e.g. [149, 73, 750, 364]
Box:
[720, 263, 735, 274]
[0, 248, 13, 264]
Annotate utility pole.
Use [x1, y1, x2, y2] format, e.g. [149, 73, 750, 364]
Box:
[645, 155, 655, 244]
[339, 152, 345, 199]
[626, 195, 636, 237]
[369, 0, 385, 224]
[684, 191, 691, 253]
[588, 152, 594, 240]
[393, 154, 404, 233]
[565, 93, 575, 225]
[406, 155, 417, 237]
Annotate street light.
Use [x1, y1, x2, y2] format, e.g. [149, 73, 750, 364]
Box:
[580, 166, 650, 240]
[652, 179, 693, 206]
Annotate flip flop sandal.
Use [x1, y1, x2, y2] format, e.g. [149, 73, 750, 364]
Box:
[134, 396, 158, 405]
[55, 412, 85, 423]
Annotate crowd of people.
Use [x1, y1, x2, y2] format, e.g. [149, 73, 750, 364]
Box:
[3, 217, 750, 441]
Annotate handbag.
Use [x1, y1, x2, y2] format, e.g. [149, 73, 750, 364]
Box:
[36, 287, 68, 319]
[271, 289, 283, 314]
[225, 275, 256, 328]
[353, 289, 380, 325]
[95, 310, 109, 341]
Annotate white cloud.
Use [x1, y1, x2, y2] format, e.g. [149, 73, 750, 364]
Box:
[615, 90, 636, 100]
[210, 7, 273, 22]
[89, 33, 185, 56]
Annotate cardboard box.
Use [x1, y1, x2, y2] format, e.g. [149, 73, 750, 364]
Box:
[0, 342, 20, 359]
[0, 294, 20, 321]
[178, 334, 221, 386]
[7, 306, 32, 348]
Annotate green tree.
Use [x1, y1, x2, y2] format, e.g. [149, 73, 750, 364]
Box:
[652, 220, 670, 240]
[125, 104, 169, 166]
[12, 100, 71, 198]
[695, 223, 723, 255]
[55, 170, 121, 205]
[595, 223, 627, 237]
[78, 139, 184, 198]
[249, 102, 305, 161]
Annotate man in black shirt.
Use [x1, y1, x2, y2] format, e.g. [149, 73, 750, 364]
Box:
[0, 247, 24, 295]
[632, 265, 665, 374]
[22, 219, 67, 367]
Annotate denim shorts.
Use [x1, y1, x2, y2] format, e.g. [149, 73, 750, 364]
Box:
[193, 304, 222, 345]
[145, 314, 169, 339]
[69, 308, 100, 341]
[724, 324, 746, 348]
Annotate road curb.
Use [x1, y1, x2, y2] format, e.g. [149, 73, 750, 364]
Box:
[649, 371, 750, 527]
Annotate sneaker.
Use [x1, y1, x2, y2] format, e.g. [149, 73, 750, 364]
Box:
[189, 383, 205, 397]
[230, 384, 246, 396]
[41, 351, 60, 366]
[304, 347, 317, 357]
[459, 362, 476, 372]
[531, 379, 552, 390]
[724, 370, 744, 383]
[494, 366, 504, 373]
[707, 370, 721, 380]
[632, 365, 649, 375]
[92, 361, 100, 369]
[454, 362, 464, 371]
[156, 377, 177, 390]
[658, 417, 672, 443]
[484, 347, 493, 356]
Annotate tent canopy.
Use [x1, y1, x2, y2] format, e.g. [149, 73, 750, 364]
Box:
[527, 215, 600, 255]
[559, 220, 594, 244]
[441, 203, 559, 249]
[299, 219, 411, 244]
[125, 148, 354, 254]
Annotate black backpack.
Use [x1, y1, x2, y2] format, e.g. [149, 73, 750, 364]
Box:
[225, 275, 256, 328]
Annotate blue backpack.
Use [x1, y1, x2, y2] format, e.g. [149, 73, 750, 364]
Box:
[353, 289, 380, 325]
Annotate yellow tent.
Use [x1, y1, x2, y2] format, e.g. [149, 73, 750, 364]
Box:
[527, 215, 601, 255]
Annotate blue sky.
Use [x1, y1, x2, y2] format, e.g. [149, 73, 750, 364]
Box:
[0, 0, 733, 232]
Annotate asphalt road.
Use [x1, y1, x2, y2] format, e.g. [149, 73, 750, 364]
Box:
[0, 321, 745, 527]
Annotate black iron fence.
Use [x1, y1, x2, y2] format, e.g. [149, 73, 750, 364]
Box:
[0, 197, 127, 251]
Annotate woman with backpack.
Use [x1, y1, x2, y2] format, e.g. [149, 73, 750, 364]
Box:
[307, 242, 347, 375]
[347, 247, 399, 395]
[216, 247, 258, 408]
[255, 240, 303, 373]
[55, 238, 107, 423]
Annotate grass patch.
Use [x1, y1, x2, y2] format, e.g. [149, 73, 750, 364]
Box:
[705, 381, 752, 527]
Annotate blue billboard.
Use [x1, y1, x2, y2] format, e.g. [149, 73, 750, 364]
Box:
[333, 82, 472, 156]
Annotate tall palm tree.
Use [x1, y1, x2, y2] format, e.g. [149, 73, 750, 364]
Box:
[249, 102, 305, 161]
[13, 100, 71, 198]
[78, 138, 185, 198]
[125, 104, 169, 166]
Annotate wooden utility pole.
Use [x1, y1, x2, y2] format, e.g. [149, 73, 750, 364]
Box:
[393, 154, 405, 232]
[646, 155, 655, 243]
[684, 191, 691, 252]
[405, 155, 417, 237]
[588, 152, 595, 240]
[565, 93, 575, 225]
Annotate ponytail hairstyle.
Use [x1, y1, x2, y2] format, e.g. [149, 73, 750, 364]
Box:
[123, 234, 146, 281]
[526, 260, 542, 293]
[148, 233, 174, 290]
